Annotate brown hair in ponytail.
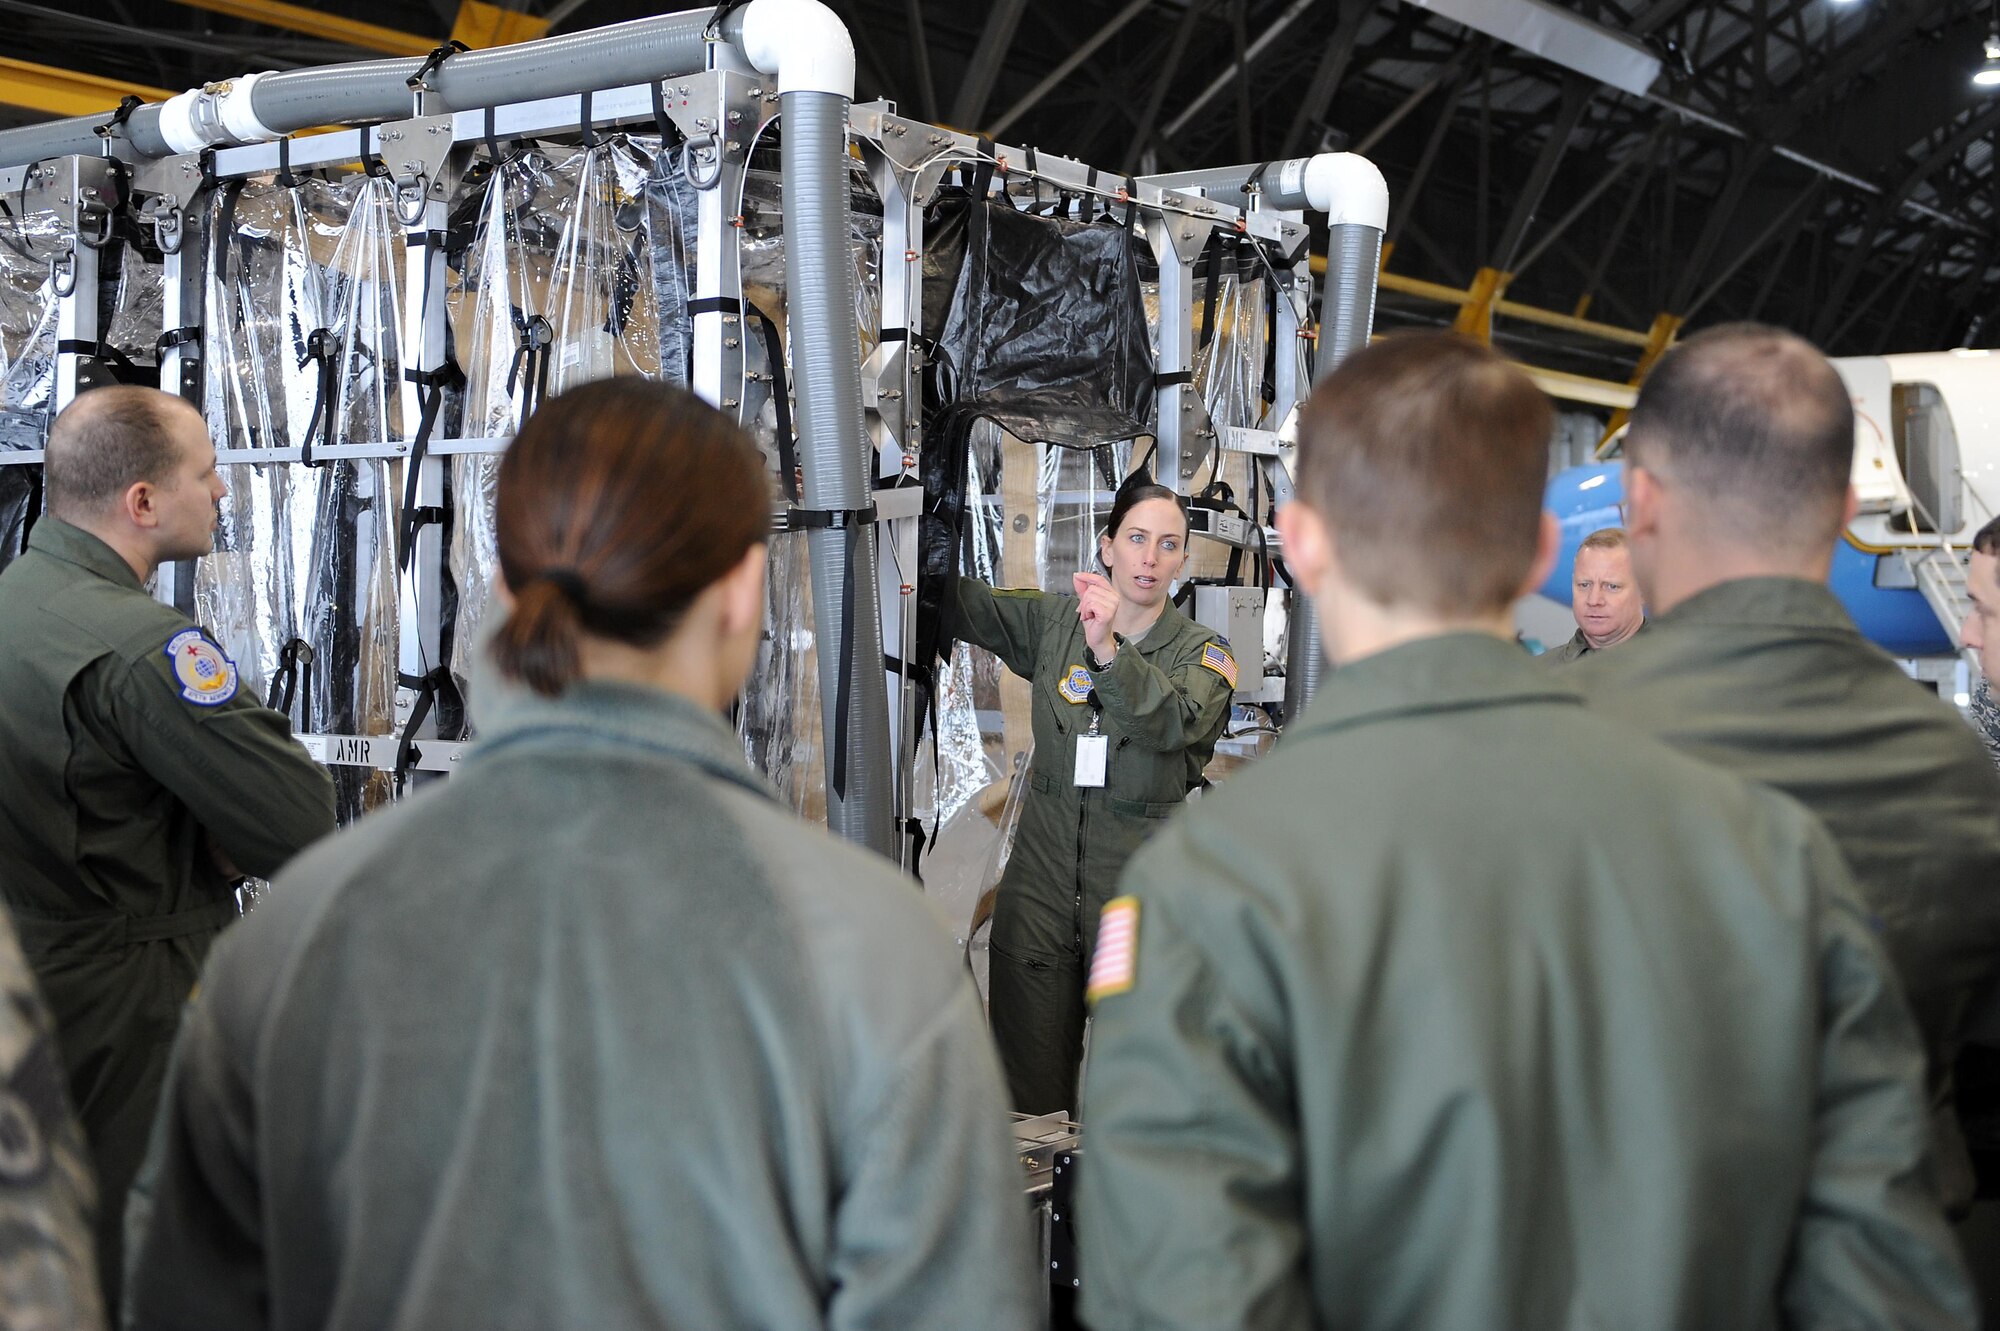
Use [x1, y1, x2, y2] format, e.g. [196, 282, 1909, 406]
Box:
[491, 378, 771, 696]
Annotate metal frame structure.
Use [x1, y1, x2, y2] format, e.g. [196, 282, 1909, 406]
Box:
[0, 18, 1384, 858]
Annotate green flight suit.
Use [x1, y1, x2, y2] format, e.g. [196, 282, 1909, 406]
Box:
[949, 576, 1235, 1115]
[1538, 619, 1646, 667]
[1574, 577, 2000, 1208]
[1079, 632, 1974, 1331]
[0, 518, 334, 1312]
[125, 681, 1040, 1331]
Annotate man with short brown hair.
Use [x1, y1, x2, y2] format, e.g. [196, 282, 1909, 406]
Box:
[1077, 332, 1973, 1330]
[0, 386, 334, 1317]
[1543, 527, 1644, 664]
[1578, 322, 2000, 1213]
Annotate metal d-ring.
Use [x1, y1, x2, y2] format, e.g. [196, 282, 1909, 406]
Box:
[683, 131, 724, 191]
[48, 247, 76, 297]
[74, 204, 115, 251]
[393, 170, 430, 226]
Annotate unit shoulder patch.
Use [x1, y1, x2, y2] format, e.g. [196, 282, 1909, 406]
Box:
[1087, 896, 1141, 1004]
[164, 629, 239, 707]
[1058, 664, 1093, 704]
[1198, 640, 1239, 689]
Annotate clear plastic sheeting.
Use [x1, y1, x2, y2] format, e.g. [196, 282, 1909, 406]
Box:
[198, 182, 334, 706]
[0, 208, 67, 450]
[729, 152, 886, 810]
[446, 134, 698, 709]
[194, 172, 407, 824]
[738, 531, 823, 819]
[0, 207, 65, 570]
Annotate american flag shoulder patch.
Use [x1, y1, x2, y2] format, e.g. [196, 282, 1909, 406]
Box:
[1199, 640, 1239, 688]
[1087, 896, 1141, 1004]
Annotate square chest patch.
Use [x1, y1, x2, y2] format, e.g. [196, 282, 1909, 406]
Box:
[1199, 641, 1239, 688]
[1058, 664, 1093, 704]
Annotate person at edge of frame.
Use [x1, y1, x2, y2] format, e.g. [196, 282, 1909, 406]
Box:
[1540, 525, 1646, 665]
[123, 378, 1041, 1331]
[1571, 322, 2000, 1220]
[1075, 330, 1976, 1331]
[945, 469, 1236, 1116]
[0, 386, 335, 1321]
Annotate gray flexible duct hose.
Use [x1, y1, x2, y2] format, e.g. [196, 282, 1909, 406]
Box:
[783, 90, 896, 857]
[1284, 220, 1383, 722]
[0, 10, 712, 168]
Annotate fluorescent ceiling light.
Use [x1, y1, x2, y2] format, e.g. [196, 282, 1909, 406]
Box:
[1977, 34, 2000, 87]
[1398, 0, 1662, 97]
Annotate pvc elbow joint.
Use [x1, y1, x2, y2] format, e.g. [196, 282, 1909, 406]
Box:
[1299, 153, 1389, 232]
[157, 72, 281, 155]
[736, 0, 856, 99]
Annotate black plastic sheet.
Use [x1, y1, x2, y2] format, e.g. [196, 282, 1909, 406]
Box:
[915, 188, 1155, 681]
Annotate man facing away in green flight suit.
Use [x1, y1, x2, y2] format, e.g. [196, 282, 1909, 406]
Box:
[1572, 324, 2000, 1215]
[0, 387, 335, 1318]
[1077, 332, 1975, 1331]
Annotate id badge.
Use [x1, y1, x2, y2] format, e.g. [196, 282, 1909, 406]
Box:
[1074, 734, 1109, 788]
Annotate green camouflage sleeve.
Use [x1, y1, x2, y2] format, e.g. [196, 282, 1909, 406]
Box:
[946, 578, 1050, 681]
[0, 912, 104, 1331]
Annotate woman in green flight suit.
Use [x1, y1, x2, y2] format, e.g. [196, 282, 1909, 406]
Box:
[949, 476, 1238, 1114]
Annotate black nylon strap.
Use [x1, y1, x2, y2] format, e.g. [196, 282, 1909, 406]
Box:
[1122, 174, 1139, 228]
[397, 360, 465, 570]
[265, 637, 313, 721]
[686, 295, 743, 316]
[506, 311, 554, 418]
[970, 136, 996, 202]
[299, 328, 338, 466]
[482, 105, 507, 168]
[393, 665, 455, 795]
[879, 327, 909, 343]
[407, 39, 468, 92]
[275, 134, 297, 189]
[830, 520, 859, 801]
[56, 339, 135, 368]
[782, 502, 877, 531]
[94, 95, 142, 143]
[155, 326, 200, 356]
[579, 89, 598, 149]
[744, 301, 797, 503]
[358, 124, 388, 178]
[1153, 370, 1193, 388]
[213, 179, 244, 291]
[1198, 230, 1228, 351]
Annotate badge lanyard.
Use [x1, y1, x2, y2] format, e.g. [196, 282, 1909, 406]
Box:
[1075, 688, 1109, 788]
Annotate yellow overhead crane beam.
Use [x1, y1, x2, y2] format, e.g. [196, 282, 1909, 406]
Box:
[1306, 252, 1668, 411]
[165, 0, 440, 56]
[0, 58, 176, 120]
[160, 0, 547, 57]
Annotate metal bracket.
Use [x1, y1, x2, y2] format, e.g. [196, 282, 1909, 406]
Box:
[861, 337, 909, 449]
[661, 70, 774, 184]
[374, 114, 460, 204]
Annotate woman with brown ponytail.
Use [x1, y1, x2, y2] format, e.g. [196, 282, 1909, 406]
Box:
[126, 379, 1040, 1331]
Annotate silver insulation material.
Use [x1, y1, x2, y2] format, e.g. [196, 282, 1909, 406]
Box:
[194, 172, 408, 823]
[445, 134, 700, 712]
[0, 209, 67, 451]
